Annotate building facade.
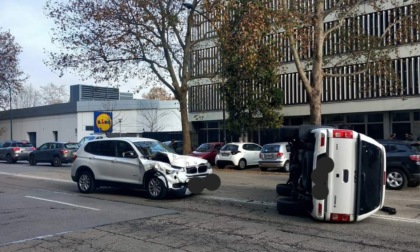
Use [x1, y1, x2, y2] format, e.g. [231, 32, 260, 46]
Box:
[0, 85, 181, 147]
[187, 1, 420, 144]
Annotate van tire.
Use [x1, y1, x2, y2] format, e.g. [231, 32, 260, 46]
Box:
[276, 183, 292, 196]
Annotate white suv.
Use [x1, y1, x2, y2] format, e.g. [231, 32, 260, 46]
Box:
[215, 142, 262, 169]
[71, 137, 213, 199]
[259, 142, 291, 172]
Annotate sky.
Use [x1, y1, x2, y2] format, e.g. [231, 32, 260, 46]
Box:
[0, 0, 141, 97]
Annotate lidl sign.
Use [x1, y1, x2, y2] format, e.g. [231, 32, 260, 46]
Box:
[94, 111, 113, 133]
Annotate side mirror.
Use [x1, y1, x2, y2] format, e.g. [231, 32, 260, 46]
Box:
[123, 151, 138, 158]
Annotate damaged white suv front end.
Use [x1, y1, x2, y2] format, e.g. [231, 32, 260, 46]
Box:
[71, 137, 218, 199]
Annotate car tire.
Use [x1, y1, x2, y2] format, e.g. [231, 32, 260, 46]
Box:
[6, 154, 14, 164]
[238, 159, 247, 170]
[77, 171, 96, 194]
[260, 167, 268, 172]
[276, 183, 292, 196]
[29, 156, 37, 166]
[146, 176, 167, 199]
[386, 168, 407, 190]
[52, 156, 62, 167]
[283, 161, 290, 172]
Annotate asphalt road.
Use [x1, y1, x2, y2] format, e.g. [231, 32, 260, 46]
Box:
[0, 161, 419, 252]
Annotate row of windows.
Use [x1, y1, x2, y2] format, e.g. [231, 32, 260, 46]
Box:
[191, 4, 420, 78]
[189, 56, 420, 112]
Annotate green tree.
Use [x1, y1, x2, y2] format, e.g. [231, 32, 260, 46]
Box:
[0, 28, 27, 110]
[45, 0, 199, 154]
[204, 0, 419, 125]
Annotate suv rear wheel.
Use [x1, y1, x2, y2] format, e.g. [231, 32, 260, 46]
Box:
[386, 168, 407, 190]
[77, 171, 96, 193]
[52, 156, 62, 167]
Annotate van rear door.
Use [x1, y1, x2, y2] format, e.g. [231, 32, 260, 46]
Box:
[323, 129, 358, 221]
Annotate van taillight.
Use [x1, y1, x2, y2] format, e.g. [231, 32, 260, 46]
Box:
[333, 130, 353, 139]
[330, 213, 350, 222]
[320, 133, 326, 147]
[409, 155, 420, 162]
[277, 152, 284, 157]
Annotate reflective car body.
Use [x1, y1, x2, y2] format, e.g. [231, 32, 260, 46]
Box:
[29, 142, 79, 167]
[259, 142, 291, 172]
[189, 142, 224, 165]
[71, 137, 212, 199]
[215, 142, 262, 169]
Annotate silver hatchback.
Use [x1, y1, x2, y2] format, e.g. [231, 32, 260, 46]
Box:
[258, 142, 291, 172]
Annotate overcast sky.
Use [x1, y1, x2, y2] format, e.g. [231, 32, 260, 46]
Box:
[0, 0, 141, 97]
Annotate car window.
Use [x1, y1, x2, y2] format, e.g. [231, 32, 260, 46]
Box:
[3, 142, 10, 147]
[262, 145, 280, 153]
[196, 143, 212, 152]
[85, 141, 116, 157]
[16, 142, 33, 147]
[214, 144, 223, 151]
[64, 143, 79, 149]
[38, 144, 49, 150]
[116, 141, 135, 158]
[133, 141, 175, 157]
[221, 144, 238, 151]
[248, 144, 261, 151]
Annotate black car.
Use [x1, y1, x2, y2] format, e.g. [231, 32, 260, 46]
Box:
[28, 142, 79, 167]
[378, 140, 420, 190]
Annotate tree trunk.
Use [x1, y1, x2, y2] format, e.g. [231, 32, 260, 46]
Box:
[308, 91, 322, 125]
[178, 94, 192, 154]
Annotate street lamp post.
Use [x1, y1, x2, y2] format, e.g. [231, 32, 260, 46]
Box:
[9, 84, 12, 140]
[182, 2, 227, 144]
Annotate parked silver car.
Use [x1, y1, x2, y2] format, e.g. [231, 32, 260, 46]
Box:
[259, 142, 291, 172]
[71, 137, 213, 199]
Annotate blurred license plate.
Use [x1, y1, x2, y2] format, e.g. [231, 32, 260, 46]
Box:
[221, 153, 229, 156]
[265, 154, 273, 158]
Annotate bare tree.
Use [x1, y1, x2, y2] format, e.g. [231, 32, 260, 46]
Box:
[13, 83, 42, 109]
[40, 83, 69, 105]
[45, 0, 200, 153]
[142, 86, 175, 100]
[0, 28, 27, 110]
[137, 102, 173, 132]
[204, 0, 420, 125]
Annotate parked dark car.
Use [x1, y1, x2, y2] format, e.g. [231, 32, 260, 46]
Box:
[189, 142, 224, 165]
[378, 140, 420, 190]
[28, 142, 79, 167]
[0, 140, 35, 163]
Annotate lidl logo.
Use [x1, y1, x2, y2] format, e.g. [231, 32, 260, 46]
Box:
[94, 111, 113, 133]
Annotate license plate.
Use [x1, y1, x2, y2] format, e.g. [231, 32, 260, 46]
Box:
[265, 154, 273, 159]
[221, 153, 229, 156]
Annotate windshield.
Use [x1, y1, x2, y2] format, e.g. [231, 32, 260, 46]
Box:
[196, 143, 212, 152]
[221, 144, 238, 151]
[133, 141, 175, 157]
[261, 145, 280, 153]
[357, 140, 384, 215]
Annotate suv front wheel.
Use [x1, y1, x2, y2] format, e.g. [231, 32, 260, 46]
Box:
[77, 171, 96, 193]
[146, 176, 167, 199]
[386, 168, 407, 190]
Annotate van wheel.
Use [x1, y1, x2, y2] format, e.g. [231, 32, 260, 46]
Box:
[386, 168, 407, 190]
[276, 183, 292, 197]
[277, 197, 304, 215]
[77, 171, 95, 193]
[238, 159, 247, 170]
[146, 176, 167, 199]
[29, 156, 37, 166]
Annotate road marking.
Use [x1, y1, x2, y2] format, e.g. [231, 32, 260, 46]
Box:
[0, 172, 72, 183]
[0, 231, 72, 247]
[25, 196, 101, 211]
[2, 171, 419, 224]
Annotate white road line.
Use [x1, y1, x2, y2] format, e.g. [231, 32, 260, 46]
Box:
[25, 196, 101, 211]
[0, 231, 72, 247]
[0, 172, 72, 183]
